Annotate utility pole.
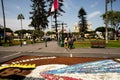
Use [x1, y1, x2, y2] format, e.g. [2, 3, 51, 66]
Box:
[1, 0, 6, 43]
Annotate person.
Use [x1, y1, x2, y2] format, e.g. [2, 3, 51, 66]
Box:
[45, 38, 47, 47]
[68, 37, 71, 49]
[64, 37, 68, 50]
[68, 37, 73, 49]
[70, 37, 74, 49]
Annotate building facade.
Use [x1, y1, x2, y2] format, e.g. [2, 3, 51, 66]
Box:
[74, 22, 92, 32]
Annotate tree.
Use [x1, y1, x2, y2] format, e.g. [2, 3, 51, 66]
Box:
[0, 27, 13, 34]
[29, 0, 49, 30]
[95, 26, 115, 39]
[29, 0, 49, 42]
[78, 8, 87, 40]
[101, 11, 120, 36]
[17, 13, 25, 29]
[15, 29, 27, 35]
[17, 13, 25, 46]
[96, 27, 115, 32]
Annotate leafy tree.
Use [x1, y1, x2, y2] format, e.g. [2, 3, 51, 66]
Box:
[0, 27, 13, 34]
[5, 28, 13, 33]
[30, 0, 49, 41]
[78, 8, 87, 40]
[101, 11, 120, 31]
[29, 0, 49, 30]
[27, 29, 34, 34]
[32, 30, 44, 40]
[95, 26, 115, 32]
[15, 29, 27, 35]
[95, 26, 115, 39]
[46, 31, 56, 36]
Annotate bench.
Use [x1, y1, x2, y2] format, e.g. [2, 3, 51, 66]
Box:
[91, 40, 106, 48]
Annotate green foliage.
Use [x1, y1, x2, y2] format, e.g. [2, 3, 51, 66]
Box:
[32, 29, 44, 39]
[101, 11, 120, 30]
[78, 8, 87, 32]
[29, 0, 49, 30]
[78, 7, 87, 39]
[46, 31, 55, 36]
[14, 29, 34, 34]
[17, 13, 24, 20]
[74, 40, 120, 48]
[74, 41, 91, 48]
[95, 26, 115, 32]
[0, 27, 13, 34]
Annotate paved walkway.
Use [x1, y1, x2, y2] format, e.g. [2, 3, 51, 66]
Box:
[0, 41, 120, 63]
[0, 41, 120, 54]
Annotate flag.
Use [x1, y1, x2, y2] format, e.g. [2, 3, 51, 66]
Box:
[51, 0, 58, 12]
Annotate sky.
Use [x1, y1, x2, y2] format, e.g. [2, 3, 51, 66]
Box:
[0, 0, 120, 32]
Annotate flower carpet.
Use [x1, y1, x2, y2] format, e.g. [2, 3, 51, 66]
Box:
[0, 56, 120, 80]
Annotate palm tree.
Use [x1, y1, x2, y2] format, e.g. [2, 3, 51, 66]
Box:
[17, 13, 25, 29]
[17, 13, 25, 46]
[108, 0, 116, 40]
[105, 0, 109, 43]
[107, 0, 116, 11]
[78, 8, 87, 40]
[1, 0, 6, 43]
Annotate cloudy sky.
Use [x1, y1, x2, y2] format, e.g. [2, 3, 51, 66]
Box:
[0, 0, 120, 32]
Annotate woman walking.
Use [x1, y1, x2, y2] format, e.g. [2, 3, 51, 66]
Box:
[64, 37, 68, 51]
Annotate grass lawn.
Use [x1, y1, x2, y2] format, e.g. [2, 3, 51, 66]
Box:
[74, 40, 120, 48]
[106, 40, 120, 48]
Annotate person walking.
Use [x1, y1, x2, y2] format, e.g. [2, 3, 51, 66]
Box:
[64, 37, 68, 51]
[68, 37, 71, 49]
[68, 37, 74, 49]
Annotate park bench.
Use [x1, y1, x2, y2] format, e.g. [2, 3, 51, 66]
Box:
[91, 40, 106, 48]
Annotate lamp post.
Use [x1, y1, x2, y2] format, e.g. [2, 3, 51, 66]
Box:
[17, 13, 25, 46]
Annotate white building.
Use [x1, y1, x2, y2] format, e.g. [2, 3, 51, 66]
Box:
[74, 22, 92, 32]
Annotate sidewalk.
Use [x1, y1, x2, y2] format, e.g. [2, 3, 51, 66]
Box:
[0, 41, 120, 55]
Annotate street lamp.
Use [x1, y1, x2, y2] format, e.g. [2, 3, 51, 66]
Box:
[17, 13, 25, 46]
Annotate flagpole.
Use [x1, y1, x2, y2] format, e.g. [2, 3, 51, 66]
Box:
[51, 0, 58, 40]
[55, 10, 58, 40]
[51, 15, 52, 31]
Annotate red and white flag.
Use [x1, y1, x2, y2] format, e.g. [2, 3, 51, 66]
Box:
[51, 0, 58, 12]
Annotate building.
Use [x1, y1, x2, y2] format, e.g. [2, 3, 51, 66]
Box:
[73, 22, 92, 32]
